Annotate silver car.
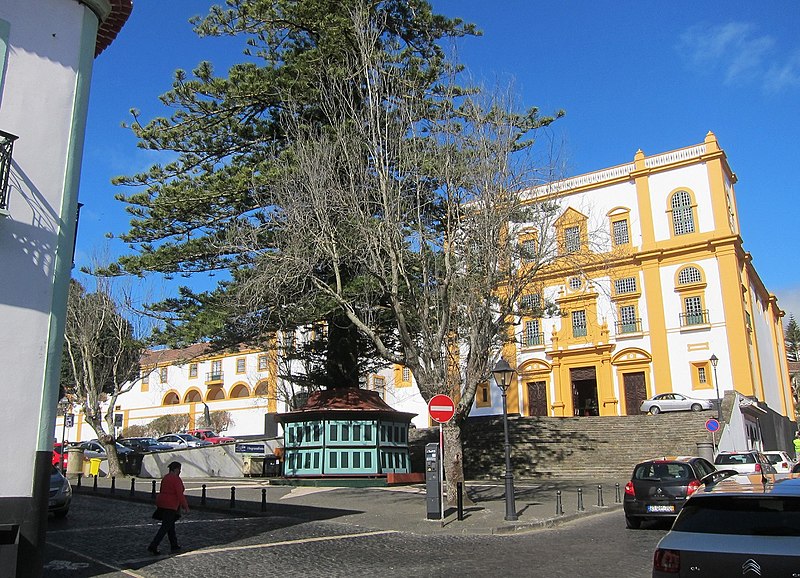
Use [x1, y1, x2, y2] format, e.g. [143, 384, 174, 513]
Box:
[652, 481, 800, 576]
[640, 393, 714, 415]
[156, 433, 212, 449]
[49, 465, 72, 518]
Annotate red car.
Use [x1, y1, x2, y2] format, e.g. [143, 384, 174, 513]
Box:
[52, 443, 69, 470]
[187, 429, 235, 444]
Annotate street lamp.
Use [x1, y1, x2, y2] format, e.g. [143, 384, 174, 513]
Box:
[492, 357, 518, 521]
[710, 354, 721, 422]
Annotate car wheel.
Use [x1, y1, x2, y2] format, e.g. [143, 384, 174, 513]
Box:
[691, 403, 702, 412]
[625, 515, 641, 529]
[649, 406, 661, 415]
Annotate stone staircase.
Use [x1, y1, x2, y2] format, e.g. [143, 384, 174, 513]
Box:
[410, 412, 717, 481]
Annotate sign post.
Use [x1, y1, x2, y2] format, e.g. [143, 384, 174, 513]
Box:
[705, 418, 720, 450]
[428, 395, 455, 523]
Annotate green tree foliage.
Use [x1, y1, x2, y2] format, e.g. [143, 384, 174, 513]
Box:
[107, 0, 476, 388]
[61, 279, 143, 476]
[785, 314, 800, 362]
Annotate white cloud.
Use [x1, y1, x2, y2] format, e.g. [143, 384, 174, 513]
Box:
[775, 286, 800, 321]
[677, 22, 800, 92]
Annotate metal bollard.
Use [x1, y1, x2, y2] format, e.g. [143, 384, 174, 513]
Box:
[261, 488, 267, 512]
[596, 485, 604, 507]
[456, 482, 464, 521]
[577, 487, 584, 511]
[230, 486, 236, 509]
[130, 478, 136, 497]
[201, 484, 207, 505]
[615, 483, 621, 504]
[556, 490, 564, 516]
[77, 473, 82, 488]
[152, 480, 157, 499]
[93, 474, 98, 492]
[110, 476, 116, 495]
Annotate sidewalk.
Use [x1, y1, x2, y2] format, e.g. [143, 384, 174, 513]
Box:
[70, 475, 625, 536]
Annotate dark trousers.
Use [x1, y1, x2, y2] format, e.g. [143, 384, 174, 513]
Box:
[150, 509, 180, 549]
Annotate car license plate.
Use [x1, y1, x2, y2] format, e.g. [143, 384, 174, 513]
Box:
[646, 504, 675, 513]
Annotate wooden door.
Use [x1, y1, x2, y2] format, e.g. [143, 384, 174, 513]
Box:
[527, 381, 548, 416]
[623, 372, 647, 415]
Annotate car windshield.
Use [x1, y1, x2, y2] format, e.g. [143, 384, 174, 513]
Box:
[715, 454, 756, 465]
[764, 454, 783, 464]
[673, 496, 800, 536]
[634, 462, 691, 481]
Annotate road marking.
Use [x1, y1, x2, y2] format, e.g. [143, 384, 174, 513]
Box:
[174, 530, 398, 558]
[48, 542, 146, 578]
[281, 486, 339, 499]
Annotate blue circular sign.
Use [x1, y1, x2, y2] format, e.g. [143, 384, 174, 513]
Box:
[705, 418, 720, 432]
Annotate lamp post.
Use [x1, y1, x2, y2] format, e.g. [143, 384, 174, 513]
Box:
[492, 357, 518, 521]
[710, 354, 721, 422]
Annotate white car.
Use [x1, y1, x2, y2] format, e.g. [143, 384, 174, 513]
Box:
[156, 433, 212, 449]
[640, 393, 714, 415]
[763, 451, 796, 474]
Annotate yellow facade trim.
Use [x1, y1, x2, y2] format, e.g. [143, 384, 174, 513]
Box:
[641, 261, 672, 393]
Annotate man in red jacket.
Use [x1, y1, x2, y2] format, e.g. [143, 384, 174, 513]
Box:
[148, 461, 190, 555]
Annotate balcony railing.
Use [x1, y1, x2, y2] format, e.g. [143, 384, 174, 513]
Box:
[680, 310, 709, 327]
[573, 326, 587, 338]
[205, 371, 224, 385]
[615, 319, 642, 334]
[0, 130, 19, 213]
[524, 333, 543, 347]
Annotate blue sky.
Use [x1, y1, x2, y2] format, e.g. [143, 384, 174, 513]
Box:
[78, 1, 800, 319]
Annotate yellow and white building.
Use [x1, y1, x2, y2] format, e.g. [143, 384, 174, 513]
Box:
[472, 132, 794, 429]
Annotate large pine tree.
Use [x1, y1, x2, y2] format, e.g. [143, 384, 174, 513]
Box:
[785, 314, 800, 362]
[107, 0, 476, 388]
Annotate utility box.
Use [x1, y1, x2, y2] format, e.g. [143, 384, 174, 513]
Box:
[243, 456, 265, 477]
[0, 524, 19, 576]
[425, 442, 441, 520]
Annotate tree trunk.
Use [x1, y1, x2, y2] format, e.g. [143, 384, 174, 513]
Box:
[442, 422, 474, 507]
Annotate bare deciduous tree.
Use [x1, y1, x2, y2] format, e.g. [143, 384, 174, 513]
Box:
[61, 278, 143, 476]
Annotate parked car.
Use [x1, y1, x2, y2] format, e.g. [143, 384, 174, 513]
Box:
[52, 442, 70, 470]
[119, 437, 172, 452]
[762, 450, 796, 475]
[48, 464, 72, 518]
[187, 428, 235, 444]
[652, 480, 800, 576]
[623, 456, 722, 529]
[77, 440, 133, 460]
[156, 433, 212, 449]
[713, 451, 777, 482]
[640, 393, 714, 415]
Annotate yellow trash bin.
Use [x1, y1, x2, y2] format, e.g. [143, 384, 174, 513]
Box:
[89, 458, 102, 476]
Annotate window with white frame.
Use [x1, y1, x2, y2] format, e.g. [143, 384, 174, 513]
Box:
[671, 190, 696, 236]
[614, 277, 637, 294]
[258, 355, 268, 371]
[698, 366, 707, 384]
[521, 237, 537, 261]
[683, 296, 705, 325]
[619, 305, 638, 333]
[572, 310, 587, 337]
[373, 376, 386, 399]
[402, 367, 410, 382]
[189, 363, 198, 378]
[568, 276, 582, 290]
[159, 367, 168, 383]
[524, 319, 541, 346]
[612, 218, 630, 245]
[565, 225, 581, 253]
[678, 266, 702, 285]
[520, 293, 541, 312]
[236, 357, 246, 373]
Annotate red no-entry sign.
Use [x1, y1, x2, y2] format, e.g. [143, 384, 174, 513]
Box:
[428, 394, 456, 423]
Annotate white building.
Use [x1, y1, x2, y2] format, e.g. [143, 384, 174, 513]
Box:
[0, 0, 131, 573]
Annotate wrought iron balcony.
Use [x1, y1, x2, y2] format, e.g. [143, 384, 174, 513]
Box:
[573, 326, 587, 337]
[615, 319, 642, 334]
[0, 130, 19, 213]
[524, 333, 543, 347]
[680, 310, 709, 327]
[205, 371, 224, 385]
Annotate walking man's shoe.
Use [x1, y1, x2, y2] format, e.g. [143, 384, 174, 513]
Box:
[147, 545, 160, 555]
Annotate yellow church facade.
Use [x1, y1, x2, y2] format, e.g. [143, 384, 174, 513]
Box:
[474, 132, 794, 421]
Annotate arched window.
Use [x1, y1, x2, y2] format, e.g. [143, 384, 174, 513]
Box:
[670, 190, 696, 236]
[163, 392, 180, 405]
[678, 266, 702, 285]
[184, 390, 201, 403]
[207, 387, 225, 401]
[230, 384, 250, 398]
[254, 380, 269, 397]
